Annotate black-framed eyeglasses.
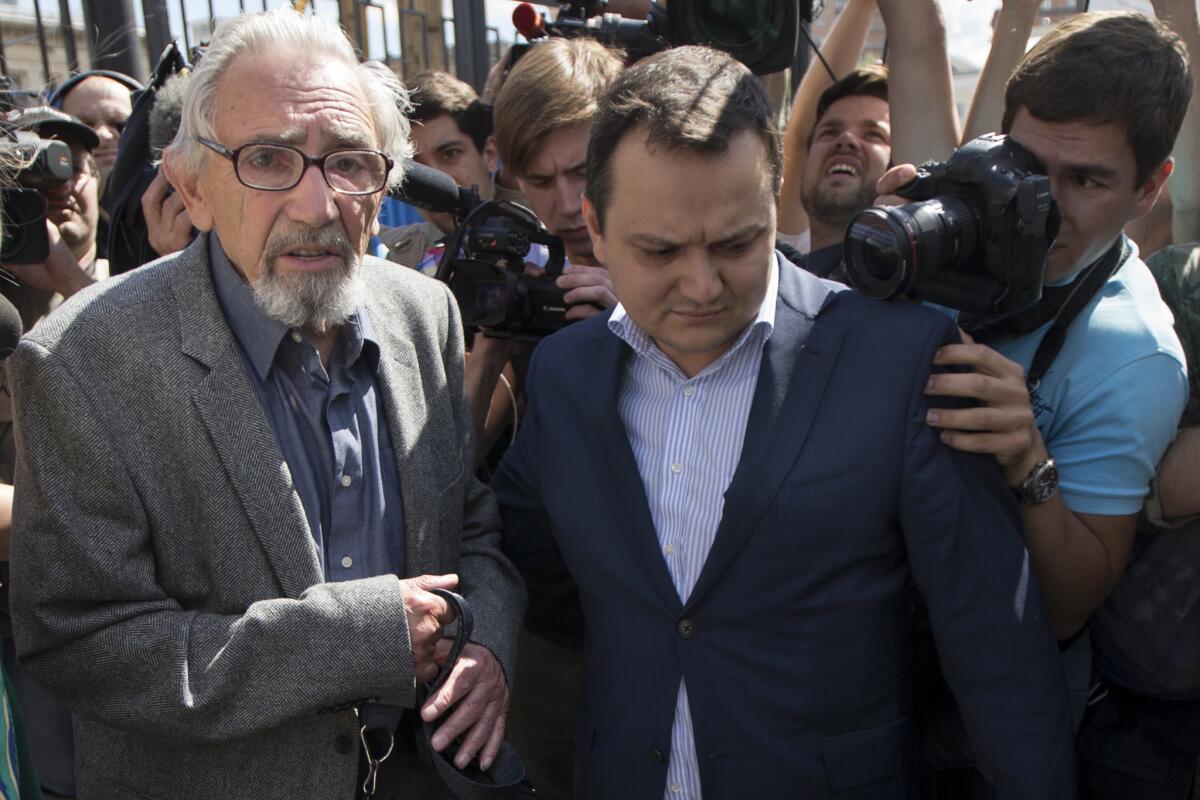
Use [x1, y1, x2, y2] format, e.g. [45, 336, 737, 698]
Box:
[197, 136, 394, 195]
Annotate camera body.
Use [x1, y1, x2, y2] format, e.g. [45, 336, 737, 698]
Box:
[0, 130, 73, 264]
[518, 1, 823, 75]
[843, 133, 1059, 327]
[442, 211, 571, 340]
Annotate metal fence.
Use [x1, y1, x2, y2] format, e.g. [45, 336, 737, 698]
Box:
[0, 0, 499, 96]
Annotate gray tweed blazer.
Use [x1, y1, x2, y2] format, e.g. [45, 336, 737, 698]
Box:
[7, 234, 525, 799]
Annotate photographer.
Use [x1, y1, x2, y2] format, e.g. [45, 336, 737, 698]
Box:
[381, 70, 497, 272]
[872, 10, 1191, 796]
[0, 105, 103, 800]
[481, 35, 623, 800]
[2, 107, 104, 331]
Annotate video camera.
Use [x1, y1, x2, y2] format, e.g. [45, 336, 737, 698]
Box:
[395, 159, 570, 341]
[0, 129, 73, 265]
[512, 0, 823, 75]
[843, 134, 1060, 328]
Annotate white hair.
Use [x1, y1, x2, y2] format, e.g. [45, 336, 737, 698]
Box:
[167, 7, 412, 189]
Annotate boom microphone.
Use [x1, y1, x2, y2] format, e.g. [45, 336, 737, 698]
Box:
[392, 159, 482, 219]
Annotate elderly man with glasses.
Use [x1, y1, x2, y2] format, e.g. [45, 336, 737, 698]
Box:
[5, 9, 524, 800]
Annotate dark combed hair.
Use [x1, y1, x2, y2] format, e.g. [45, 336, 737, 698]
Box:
[1002, 12, 1192, 186]
[407, 70, 491, 154]
[585, 46, 781, 230]
[807, 64, 889, 150]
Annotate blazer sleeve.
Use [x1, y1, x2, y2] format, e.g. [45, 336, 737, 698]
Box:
[897, 317, 1076, 799]
[437, 285, 527, 682]
[8, 337, 422, 744]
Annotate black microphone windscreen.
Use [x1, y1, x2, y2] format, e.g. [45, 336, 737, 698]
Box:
[394, 159, 481, 216]
[0, 295, 24, 359]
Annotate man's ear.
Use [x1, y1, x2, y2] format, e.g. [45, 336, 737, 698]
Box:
[1132, 157, 1174, 221]
[483, 135, 499, 174]
[162, 151, 214, 231]
[582, 195, 606, 265]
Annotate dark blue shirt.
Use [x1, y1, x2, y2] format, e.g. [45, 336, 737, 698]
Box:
[210, 233, 406, 581]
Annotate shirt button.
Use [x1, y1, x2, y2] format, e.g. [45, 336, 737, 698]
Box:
[669, 784, 682, 794]
[677, 618, 698, 639]
[290, 331, 303, 344]
[670, 463, 683, 475]
[340, 474, 353, 487]
[341, 556, 353, 569]
[682, 385, 695, 397]
[663, 543, 675, 556]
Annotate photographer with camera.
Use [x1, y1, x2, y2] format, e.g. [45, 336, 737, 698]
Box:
[2, 107, 105, 331]
[863, 10, 1191, 796]
[382, 71, 498, 272]
[455, 36, 622, 800]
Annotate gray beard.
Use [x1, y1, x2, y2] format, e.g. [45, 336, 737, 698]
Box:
[252, 221, 363, 330]
[253, 262, 365, 330]
[801, 179, 878, 230]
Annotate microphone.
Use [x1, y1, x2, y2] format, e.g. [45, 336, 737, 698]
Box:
[0, 295, 24, 359]
[149, 72, 190, 158]
[513, 3, 545, 39]
[392, 159, 482, 219]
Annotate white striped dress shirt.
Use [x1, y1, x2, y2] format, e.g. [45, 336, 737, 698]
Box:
[607, 255, 780, 800]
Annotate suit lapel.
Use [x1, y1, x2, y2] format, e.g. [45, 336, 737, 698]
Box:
[174, 236, 322, 599]
[582, 332, 684, 614]
[684, 265, 845, 610]
[370, 333, 440, 576]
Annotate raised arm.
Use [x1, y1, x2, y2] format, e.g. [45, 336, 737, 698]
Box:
[778, 0, 877, 236]
[1152, 0, 1200, 243]
[962, 0, 1041, 142]
[876, 0, 960, 165]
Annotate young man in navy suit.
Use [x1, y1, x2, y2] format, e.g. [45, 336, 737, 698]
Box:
[492, 46, 1074, 799]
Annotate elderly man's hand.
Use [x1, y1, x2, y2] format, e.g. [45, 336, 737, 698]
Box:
[421, 641, 510, 771]
[1, 220, 95, 298]
[558, 263, 616, 321]
[874, 163, 920, 208]
[143, 170, 195, 257]
[399, 574, 459, 683]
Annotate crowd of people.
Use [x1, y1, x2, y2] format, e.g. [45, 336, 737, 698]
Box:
[0, 0, 1195, 798]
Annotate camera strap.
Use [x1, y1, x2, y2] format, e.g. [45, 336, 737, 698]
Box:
[972, 236, 1129, 387]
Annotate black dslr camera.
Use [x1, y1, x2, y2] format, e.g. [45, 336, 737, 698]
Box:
[396, 160, 570, 341]
[0, 130, 73, 264]
[843, 134, 1059, 327]
[513, 0, 823, 75]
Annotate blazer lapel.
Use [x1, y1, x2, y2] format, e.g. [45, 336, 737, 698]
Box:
[684, 266, 845, 610]
[174, 236, 323, 599]
[582, 332, 684, 614]
[370, 333, 441, 575]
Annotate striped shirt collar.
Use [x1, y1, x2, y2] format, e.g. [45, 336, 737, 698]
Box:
[608, 250, 781, 379]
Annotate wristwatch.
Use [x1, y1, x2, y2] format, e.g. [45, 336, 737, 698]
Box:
[1013, 457, 1059, 505]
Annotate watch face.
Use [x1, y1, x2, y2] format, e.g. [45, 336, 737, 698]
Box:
[1026, 461, 1059, 503]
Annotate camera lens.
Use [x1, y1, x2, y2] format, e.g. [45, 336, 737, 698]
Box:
[844, 197, 978, 301]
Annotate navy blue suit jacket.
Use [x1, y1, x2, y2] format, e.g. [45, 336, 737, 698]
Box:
[492, 259, 1075, 799]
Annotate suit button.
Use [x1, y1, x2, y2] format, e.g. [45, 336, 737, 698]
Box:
[334, 734, 354, 754]
[677, 619, 697, 639]
[649, 747, 667, 764]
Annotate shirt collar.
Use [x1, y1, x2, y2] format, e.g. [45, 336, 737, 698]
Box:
[209, 231, 379, 380]
[608, 249, 780, 376]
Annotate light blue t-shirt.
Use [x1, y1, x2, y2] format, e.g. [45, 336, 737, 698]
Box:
[992, 241, 1188, 516]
